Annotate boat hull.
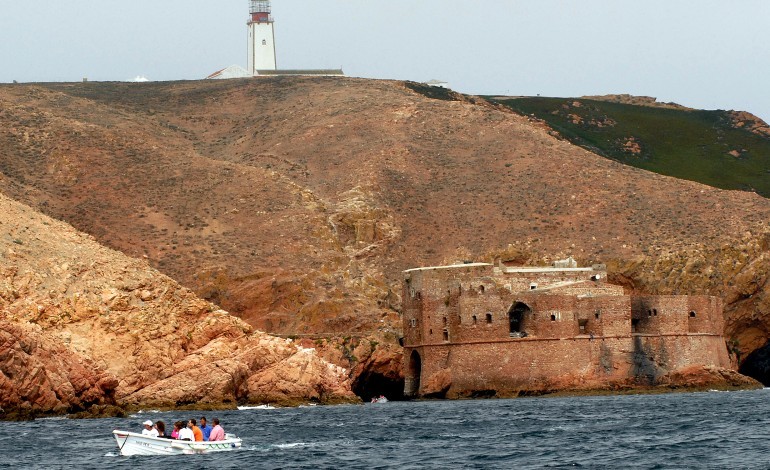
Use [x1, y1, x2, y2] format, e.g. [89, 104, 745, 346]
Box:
[112, 430, 242, 456]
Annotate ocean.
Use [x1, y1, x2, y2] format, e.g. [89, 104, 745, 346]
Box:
[3, 388, 770, 469]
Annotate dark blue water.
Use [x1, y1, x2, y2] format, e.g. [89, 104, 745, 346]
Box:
[2, 389, 770, 469]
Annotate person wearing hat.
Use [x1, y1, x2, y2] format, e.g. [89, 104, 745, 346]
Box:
[141, 420, 159, 437]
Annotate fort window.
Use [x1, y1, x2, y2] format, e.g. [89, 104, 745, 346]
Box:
[579, 319, 588, 333]
[648, 309, 652, 317]
[410, 318, 417, 328]
[595, 312, 600, 319]
[632, 318, 640, 333]
[479, 285, 485, 293]
[486, 313, 493, 324]
[530, 283, 538, 290]
[653, 309, 658, 316]
[689, 311, 697, 318]
[550, 314, 556, 321]
[508, 302, 531, 335]
[430, 329, 433, 335]
[472, 315, 477, 325]
[443, 330, 449, 342]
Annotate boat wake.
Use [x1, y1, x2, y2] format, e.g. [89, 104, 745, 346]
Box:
[272, 442, 310, 449]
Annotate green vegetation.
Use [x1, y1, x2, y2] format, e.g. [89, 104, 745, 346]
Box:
[404, 81, 461, 102]
[487, 96, 770, 197]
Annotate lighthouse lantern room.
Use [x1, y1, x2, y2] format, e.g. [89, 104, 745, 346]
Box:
[247, 0, 277, 74]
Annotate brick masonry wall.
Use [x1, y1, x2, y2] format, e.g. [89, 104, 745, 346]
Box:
[403, 264, 731, 397]
[405, 334, 730, 397]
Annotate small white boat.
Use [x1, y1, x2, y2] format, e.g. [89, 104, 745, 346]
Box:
[112, 430, 242, 456]
[370, 396, 389, 404]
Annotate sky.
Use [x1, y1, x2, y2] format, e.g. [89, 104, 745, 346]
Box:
[1, 1, 769, 121]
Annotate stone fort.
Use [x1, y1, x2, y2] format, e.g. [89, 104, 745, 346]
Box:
[401, 258, 730, 398]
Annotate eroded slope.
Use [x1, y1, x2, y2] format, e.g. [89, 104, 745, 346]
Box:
[0, 193, 355, 417]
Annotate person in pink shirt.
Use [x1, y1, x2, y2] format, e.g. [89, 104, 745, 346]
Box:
[209, 418, 225, 441]
[170, 421, 183, 440]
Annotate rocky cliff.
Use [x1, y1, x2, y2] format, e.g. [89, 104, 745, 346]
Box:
[0, 194, 356, 418]
[2, 78, 770, 400]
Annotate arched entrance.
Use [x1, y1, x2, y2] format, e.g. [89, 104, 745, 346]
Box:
[508, 302, 531, 337]
[404, 350, 422, 397]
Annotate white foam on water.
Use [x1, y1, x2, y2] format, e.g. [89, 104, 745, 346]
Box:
[131, 409, 162, 416]
[273, 442, 308, 449]
[104, 452, 119, 458]
[237, 405, 276, 410]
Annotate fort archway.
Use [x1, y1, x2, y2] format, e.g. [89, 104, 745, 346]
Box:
[508, 302, 532, 336]
[404, 350, 422, 397]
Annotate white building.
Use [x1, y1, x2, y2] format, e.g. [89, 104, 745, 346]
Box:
[206, 1, 345, 80]
[247, 0, 277, 74]
[425, 79, 449, 89]
[206, 65, 252, 80]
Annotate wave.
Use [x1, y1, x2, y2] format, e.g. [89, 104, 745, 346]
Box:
[237, 405, 276, 410]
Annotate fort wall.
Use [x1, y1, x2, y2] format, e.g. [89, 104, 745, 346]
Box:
[408, 333, 730, 397]
[403, 261, 731, 398]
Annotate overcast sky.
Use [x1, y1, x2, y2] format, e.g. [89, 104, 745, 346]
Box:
[1, 1, 769, 121]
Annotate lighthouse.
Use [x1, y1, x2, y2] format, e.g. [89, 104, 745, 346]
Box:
[247, 0, 277, 74]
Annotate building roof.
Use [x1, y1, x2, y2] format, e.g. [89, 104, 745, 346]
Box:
[502, 267, 595, 273]
[404, 263, 492, 273]
[206, 65, 252, 80]
[255, 69, 345, 76]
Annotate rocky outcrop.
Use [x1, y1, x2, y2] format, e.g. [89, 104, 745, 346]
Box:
[0, 194, 356, 417]
[580, 94, 691, 110]
[0, 320, 117, 418]
[728, 111, 770, 138]
[656, 365, 760, 390]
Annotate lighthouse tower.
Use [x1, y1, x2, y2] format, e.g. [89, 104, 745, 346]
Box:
[247, 0, 277, 74]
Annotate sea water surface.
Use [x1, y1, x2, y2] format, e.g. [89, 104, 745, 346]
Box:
[2, 389, 770, 469]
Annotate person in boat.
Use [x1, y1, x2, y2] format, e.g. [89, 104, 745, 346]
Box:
[190, 419, 204, 442]
[209, 418, 225, 441]
[155, 420, 167, 438]
[199, 416, 212, 441]
[141, 420, 159, 437]
[178, 421, 194, 441]
[170, 421, 183, 440]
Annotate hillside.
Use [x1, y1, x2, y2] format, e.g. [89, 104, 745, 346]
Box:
[3, 78, 770, 391]
[0, 193, 355, 418]
[488, 95, 770, 196]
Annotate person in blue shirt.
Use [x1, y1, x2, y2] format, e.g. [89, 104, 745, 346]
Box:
[199, 416, 212, 441]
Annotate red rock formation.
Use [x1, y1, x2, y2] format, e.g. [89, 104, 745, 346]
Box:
[0, 194, 356, 417]
[0, 320, 117, 417]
